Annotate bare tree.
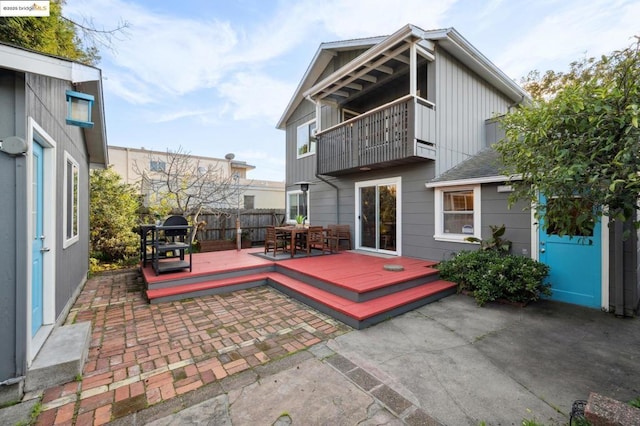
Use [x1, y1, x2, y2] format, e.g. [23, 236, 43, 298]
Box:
[62, 14, 130, 58]
[133, 147, 245, 230]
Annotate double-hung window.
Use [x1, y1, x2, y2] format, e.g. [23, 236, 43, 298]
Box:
[434, 186, 481, 242]
[63, 152, 80, 248]
[287, 190, 309, 223]
[296, 119, 316, 158]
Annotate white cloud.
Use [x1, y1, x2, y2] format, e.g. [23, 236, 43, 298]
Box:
[217, 72, 296, 123]
[151, 108, 219, 124]
[312, 0, 458, 38]
[495, 0, 640, 78]
[239, 148, 286, 182]
[67, 0, 238, 101]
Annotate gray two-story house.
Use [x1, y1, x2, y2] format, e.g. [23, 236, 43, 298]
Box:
[0, 43, 108, 403]
[277, 25, 639, 316]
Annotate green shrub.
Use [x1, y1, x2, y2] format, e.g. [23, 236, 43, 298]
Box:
[90, 167, 140, 262]
[437, 250, 551, 306]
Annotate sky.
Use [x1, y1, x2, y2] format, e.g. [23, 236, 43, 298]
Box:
[64, 0, 640, 182]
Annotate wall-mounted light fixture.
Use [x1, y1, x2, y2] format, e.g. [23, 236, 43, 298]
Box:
[0, 136, 28, 155]
[66, 90, 94, 128]
[297, 181, 310, 193]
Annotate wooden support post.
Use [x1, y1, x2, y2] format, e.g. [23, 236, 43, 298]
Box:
[236, 217, 241, 251]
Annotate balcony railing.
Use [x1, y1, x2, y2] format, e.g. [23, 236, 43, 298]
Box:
[316, 95, 436, 176]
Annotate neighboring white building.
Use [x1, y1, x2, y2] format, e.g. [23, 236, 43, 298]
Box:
[108, 145, 285, 210]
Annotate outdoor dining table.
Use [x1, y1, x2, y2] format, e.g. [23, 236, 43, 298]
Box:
[274, 226, 305, 257]
[275, 226, 331, 258]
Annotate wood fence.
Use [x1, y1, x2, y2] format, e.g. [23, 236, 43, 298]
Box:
[196, 209, 286, 244]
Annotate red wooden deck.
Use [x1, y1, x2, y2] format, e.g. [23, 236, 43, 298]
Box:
[142, 247, 273, 285]
[141, 248, 456, 329]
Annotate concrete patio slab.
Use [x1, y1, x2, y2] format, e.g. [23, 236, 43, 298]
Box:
[328, 295, 640, 425]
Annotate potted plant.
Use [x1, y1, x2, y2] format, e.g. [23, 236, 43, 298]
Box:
[295, 215, 306, 228]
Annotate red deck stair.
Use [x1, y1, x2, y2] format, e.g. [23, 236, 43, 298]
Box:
[142, 250, 457, 329]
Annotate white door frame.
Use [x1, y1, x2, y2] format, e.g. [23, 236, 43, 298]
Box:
[26, 118, 57, 363]
[354, 177, 402, 255]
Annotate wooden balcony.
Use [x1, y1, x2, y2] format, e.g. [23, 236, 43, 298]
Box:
[317, 95, 436, 176]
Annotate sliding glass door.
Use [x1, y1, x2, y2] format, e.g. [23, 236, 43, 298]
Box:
[356, 177, 400, 254]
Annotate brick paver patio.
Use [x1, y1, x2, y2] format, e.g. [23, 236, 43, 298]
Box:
[35, 269, 349, 425]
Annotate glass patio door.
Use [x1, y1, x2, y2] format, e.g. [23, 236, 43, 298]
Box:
[356, 178, 400, 254]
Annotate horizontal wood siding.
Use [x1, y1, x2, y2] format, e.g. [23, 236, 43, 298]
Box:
[434, 48, 512, 176]
[480, 184, 531, 256]
[26, 73, 91, 318]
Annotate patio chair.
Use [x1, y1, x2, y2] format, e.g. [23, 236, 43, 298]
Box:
[304, 226, 331, 255]
[327, 224, 352, 251]
[264, 226, 288, 256]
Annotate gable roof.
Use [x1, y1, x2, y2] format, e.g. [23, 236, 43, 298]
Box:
[0, 42, 108, 167]
[277, 25, 528, 130]
[276, 35, 384, 129]
[425, 147, 521, 188]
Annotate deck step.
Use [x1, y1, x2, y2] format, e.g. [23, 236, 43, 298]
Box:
[275, 264, 442, 302]
[268, 272, 457, 329]
[146, 273, 270, 304]
[141, 251, 458, 328]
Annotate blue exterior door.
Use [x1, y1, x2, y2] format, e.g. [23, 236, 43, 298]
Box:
[538, 195, 602, 308]
[31, 142, 44, 336]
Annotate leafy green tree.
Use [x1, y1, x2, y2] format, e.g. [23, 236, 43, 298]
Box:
[497, 36, 640, 237]
[90, 167, 140, 262]
[0, 1, 99, 65]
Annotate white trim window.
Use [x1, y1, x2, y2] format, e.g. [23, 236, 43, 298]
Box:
[434, 185, 481, 243]
[287, 190, 309, 223]
[296, 119, 316, 158]
[63, 151, 80, 248]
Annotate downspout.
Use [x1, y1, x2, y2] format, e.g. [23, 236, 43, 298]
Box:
[0, 376, 25, 386]
[315, 173, 339, 224]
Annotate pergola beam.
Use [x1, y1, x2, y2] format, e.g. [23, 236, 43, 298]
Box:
[317, 42, 410, 100]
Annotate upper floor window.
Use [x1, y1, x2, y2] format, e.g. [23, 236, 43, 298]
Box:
[434, 185, 481, 243]
[63, 152, 80, 248]
[150, 160, 166, 172]
[297, 119, 316, 158]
